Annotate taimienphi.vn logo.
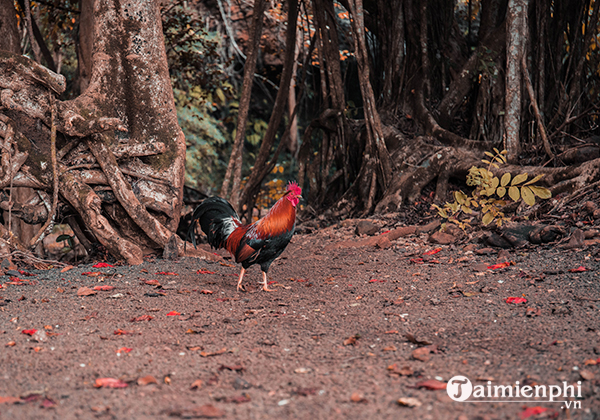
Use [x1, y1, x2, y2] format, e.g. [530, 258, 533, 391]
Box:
[447, 375, 583, 409]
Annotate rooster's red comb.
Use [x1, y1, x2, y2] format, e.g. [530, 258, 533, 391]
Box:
[286, 181, 302, 196]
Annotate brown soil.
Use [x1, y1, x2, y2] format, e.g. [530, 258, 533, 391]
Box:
[0, 223, 599, 419]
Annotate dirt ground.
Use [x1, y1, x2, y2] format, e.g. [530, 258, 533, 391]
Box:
[0, 221, 599, 420]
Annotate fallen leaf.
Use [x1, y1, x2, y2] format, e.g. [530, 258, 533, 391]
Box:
[197, 269, 215, 274]
[190, 379, 203, 390]
[415, 379, 447, 390]
[56, 287, 65, 293]
[222, 394, 251, 404]
[137, 375, 158, 386]
[385, 330, 399, 334]
[397, 397, 422, 407]
[584, 358, 597, 365]
[130, 315, 154, 322]
[200, 347, 227, 357]
[487, 261, 511, 269]
[60, 265, 74, 273]
[0, 396, 22, 404]
[569, 266, 587, 272]
[350, 392, 367, 403]
[580, 370, 595, 381]
[143, 279, 161, 286]
[188, 346, 202, 351]
[404, 333, 432, 345]
[6, 341, 16, 347]
[519, 406, 548, 419]
[116, 347, 132, 353]
[368, 279, 385, 283]
[81, 272, 102, 277]
[423, 248, 442, 255]
[186, 329, 200, 334]
[156, 271, 178, 275]
[94, 378, 128, 388]
[506, 297, 528, 304]
[387, 363, 414, 376]
[22, 329, 37, 336]
[201, 290, 214, 294]
[92, 262, 114, 268]
[93, 285, 115, 291]
[295, 387, 317, 396]
[382, 345, 397, 352]
[77, 287, 97, 296]
[526, 307, 541, 317]
[113, 329, 137, 335]
[343, 334, 360, 346]
[412, 347, 431, 362]
[41, 397, 56, 408]
[410, 258, 424, 264]
[166, 311, 181, 316]
[164, 376, 171, 385]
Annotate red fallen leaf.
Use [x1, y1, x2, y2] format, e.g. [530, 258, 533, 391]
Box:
[415, 379, 447, 390]
[93, 285, 115, 291]
[267, 280, 278, 285]
[114, 329, 137, 335]
[0, 396, 22, 404]
[487, 261, 511, 269]
[22, 329, 37, 336]
[116, 347, 132, 353]
[368, 279, 385, 283]
[18, 270, 35, 277]
[200, 290, 213, 294]
[156, 271, 178, 275]
[166, 311, 181, 316]
[77, 287, 97, 296]
[92, 262, 114, 268]
[41, 397, 56, 408]
[423, 247, 442, 255]
[519, 406, 548, 419]
[506, 297, 528, 304]
[130, 315, 154, 322]
[94, 378, 128, 388]
[410, 258, 424, 264]
[569, 266, 587, 272]
[9, 276, 23, 282]
[197, 269, 215, 274]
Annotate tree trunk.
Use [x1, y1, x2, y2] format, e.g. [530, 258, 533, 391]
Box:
[504, 0, 528, 162]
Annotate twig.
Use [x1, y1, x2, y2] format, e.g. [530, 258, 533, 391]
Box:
[521, 54, 554, 160]
[30, 94, 59, 247]
[0, 251, 69, 267]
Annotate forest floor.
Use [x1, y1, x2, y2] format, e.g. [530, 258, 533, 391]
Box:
[0, 218, 599, 420]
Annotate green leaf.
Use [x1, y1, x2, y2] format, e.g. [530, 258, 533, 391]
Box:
[529, 186, 552, 199]
[500, 173, 511, 187]
[455, 191, 468, 205]
[511, 173, 528, 185]
[482, 212, 495, 225]
[524, 174, 544, 186]
[508, 185, 520, 201]
[496, 186, 506, 198]
[521, 186, 536, 206]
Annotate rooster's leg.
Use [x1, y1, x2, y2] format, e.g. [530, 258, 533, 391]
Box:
[236, 268, 246, 292]
[261, 271, 275, 292]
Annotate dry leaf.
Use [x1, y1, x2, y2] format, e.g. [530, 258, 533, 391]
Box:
[77, 287, 97, 296]
[190, 379, 203, 390]
[397, 397, 422, 407]
[200, 347, 227, 357]
[60, 265, 74, 273]
[580, 370, 595, 381]
[93, 285, 115, 291]
[382, 345, 397, 352]
[350, 392, 367, 403]
[137, 375, 158, 386]
[130, 315, 154, 322]
[415, 379, 447, 390]
[94, 378, 128, 388]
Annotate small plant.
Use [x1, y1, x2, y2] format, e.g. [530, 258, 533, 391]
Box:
[433, 149, 552, 228]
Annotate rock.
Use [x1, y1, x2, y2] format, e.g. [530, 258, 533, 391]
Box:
[163, 234, 179, 260]
[428, 231, 456, 245]
[475, 247, 495, 255]
[562, 229, 585, 249]
[463, 244, 478, 252]
[584, 229, 599, 239]
[529, 225, 566, 244]
[482, 232, 512, 248]
[584, 201, 598, 213]
[355, 221, 379, 236]
[497, 249, 511, 262]
[376, 236, 392, 249]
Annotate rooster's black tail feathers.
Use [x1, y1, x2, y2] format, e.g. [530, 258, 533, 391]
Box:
[186, 197, 239, 249]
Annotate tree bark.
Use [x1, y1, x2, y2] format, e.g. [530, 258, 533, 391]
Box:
[504, 0, 528, 162]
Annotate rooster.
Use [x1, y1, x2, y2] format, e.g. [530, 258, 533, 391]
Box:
[187, 182, 302, 292]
